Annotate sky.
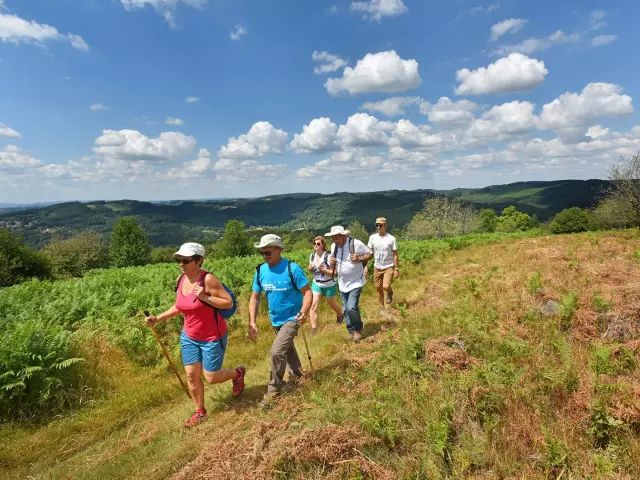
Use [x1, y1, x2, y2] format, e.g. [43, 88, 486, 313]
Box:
[1, 0, 640, 203]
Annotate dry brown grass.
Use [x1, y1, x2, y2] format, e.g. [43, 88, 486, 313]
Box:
[424, 336, 478, 372]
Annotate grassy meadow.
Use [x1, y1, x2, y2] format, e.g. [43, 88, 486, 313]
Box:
[1, 230, 640, 479]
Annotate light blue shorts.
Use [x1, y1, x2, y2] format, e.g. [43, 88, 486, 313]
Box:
[180, 331, 227, 372]
[311, 281, 338, 298]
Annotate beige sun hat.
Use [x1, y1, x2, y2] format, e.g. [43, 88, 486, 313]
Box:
[324, 226, 350, 237]
[254, 234, 286, 250]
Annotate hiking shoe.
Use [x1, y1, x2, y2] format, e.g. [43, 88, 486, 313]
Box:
[259, 392, 279, 409]
[386, 291, 393, 304]
[336, 313, 344, 324]
[232, 366, 246, 397]
[353, 331, 363, 343]
[183, 410, 207, 428]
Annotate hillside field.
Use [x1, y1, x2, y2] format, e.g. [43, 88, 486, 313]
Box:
[1, 230, 639, 479]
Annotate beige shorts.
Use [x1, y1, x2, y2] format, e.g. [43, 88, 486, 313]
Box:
[374, 267, 394, 288]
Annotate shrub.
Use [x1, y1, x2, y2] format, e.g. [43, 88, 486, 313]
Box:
[550, 207, 589, 234]
[109, 217, 152, 267]
[347, 220, 369, 243]
[44, 232, 109, 278]
[588, 197, 639, 230]
[496, 206, 531, 232]
[150, 246, 176, 264]
[0, 228, 51, 287]
[405, 196, 477, 240]
[216, 220, 253, 258]
[478, 209, 498, 233]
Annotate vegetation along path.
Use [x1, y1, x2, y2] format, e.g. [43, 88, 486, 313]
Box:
[2, 231, 640, 479]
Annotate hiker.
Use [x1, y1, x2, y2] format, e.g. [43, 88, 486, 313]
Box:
[326, 226, 373, 343]
[248, 234, 312, 408]
[308, 236, 344, 335]
[144, 243, 246, 427]
[367, 217, 400, 309]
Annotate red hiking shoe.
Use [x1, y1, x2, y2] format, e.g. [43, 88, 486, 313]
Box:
[184, 410, 207, 428]
[232, 366, 246, 397]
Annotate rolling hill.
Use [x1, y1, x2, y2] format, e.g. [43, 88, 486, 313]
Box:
[0, 179, 608, 248]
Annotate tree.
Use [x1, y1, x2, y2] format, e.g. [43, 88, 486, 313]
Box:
[478, 209, 498, 233]
[45, 232, 109, 278]
[0, 229, 51, 287]
[550, 208, 589, 234]
[109, 217, 151, 267]
[405, 196, 477, 240]
[588, 197, 639, 230]
[216, 220, 253, 258]
[347, 220, 369, 243]
[606, 153, 640, 219]
[497, 206, 531, 232]
[150, 246, 177, 264]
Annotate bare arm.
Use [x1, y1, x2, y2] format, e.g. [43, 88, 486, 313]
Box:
[393, 250, 400, 277]
[195, 274, 233, 309]
[295, 285, 313, 325]
[249, 291, 260, 325]
[147, 304, 181, 325]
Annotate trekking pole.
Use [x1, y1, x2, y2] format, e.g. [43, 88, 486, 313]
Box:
[144, 310, 191, 399]
[300, 326, 314, 373]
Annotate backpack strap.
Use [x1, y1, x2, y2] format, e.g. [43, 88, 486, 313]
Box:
[255, 263, 263, 290]
[287, 260, 299, 291]
[190, 270, 226, 349]
[348, 236, 355, 255]
[175, 274, 185, 292]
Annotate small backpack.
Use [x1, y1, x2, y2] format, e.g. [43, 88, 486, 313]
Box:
[255, 260, 299, 291]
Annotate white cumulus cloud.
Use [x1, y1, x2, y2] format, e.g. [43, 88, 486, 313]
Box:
[0, 13, 89, 51]
[0, 145, 43, 170]
[336, 113, 394, 147]
[592, 34, 616, 46]
[167, 148, 212, 179]
[218, 121, 288, 160]
[420, 97, 477, 127]
[93, 129, 196, 162]
[360, 96, 421, 117]
[312, 51, 348, 75]
[538, 82, 634, 136]
[90, 104, 109, 112]
[350, 0, 407, 22]
[325, 50, 421, 96]
[493, 30, 580, 56]
[166, 117, 184, 126]
[466, 101, 536, 142]
[490, 18, 527, 42]
[230, 24, 247, 41]
[290, 118, 339, 154]
[0, 122, 21, 139]
[390, 120, 442, 149]
[186, 96, 200, 103]
[455, 53, 548, 96]
[120, 0, 207, 27]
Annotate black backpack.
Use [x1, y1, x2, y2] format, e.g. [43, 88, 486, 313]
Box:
[255, 260, 299, 291]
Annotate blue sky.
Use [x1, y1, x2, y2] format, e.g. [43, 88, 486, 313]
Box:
[1, 0, 639, 203]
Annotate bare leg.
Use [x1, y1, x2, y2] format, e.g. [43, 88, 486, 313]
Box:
[377, 286, 385, 308]
[310, 291, 322, 330]
[325, 295, 343, 317]
[203, 369, 237, 385]
[184, 363, 205, 411]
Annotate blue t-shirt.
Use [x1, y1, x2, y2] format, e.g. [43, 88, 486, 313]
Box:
[252, 259, 309, 327]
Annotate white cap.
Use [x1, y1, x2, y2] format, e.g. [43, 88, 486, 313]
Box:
[254, 234, 286, 250]
[173, 242, 205, 258]
[324, 225, 350, 237]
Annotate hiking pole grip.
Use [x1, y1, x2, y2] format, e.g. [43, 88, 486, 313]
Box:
[144, 310, 191, 399]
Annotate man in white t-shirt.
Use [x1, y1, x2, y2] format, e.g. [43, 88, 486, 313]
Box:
[367, 217, 399, 308]
[326, 225, 373, 343]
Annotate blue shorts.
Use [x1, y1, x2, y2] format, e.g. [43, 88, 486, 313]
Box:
[180, 331, 227, 372]
[311, 281, 338, 298]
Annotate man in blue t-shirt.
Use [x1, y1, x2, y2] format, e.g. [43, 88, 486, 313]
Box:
[249, 234, 312, 408]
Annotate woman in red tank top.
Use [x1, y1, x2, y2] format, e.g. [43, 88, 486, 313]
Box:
[144, 243, 246, 427]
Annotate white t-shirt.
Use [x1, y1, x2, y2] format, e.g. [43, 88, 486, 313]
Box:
[367, 233, 398, 270]
[331, 238, 372, 293]
[309, 252, 336, 288]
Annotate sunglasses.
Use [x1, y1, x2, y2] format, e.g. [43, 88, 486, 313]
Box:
[313, 242, 322, 246]
[375, 223, 385, 228]
[260, 250, 274, 257]
[175, 257, 195, 265]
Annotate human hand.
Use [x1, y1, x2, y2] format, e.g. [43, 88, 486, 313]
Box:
[145, 315, 158, 326]
[248, 323, 258, 342]
[329, 255, 336, 266]
[193, 285, 207, 300]
[393, 270, 400, 279]
[350, 253, 359, 262]
[296, 311, 307, 325]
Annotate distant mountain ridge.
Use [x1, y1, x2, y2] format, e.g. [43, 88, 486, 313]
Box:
[0, 180, 608, 248]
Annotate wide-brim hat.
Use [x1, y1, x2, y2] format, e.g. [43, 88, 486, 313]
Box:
[324, 225, 350, 237]
[254, 234, 286, 250]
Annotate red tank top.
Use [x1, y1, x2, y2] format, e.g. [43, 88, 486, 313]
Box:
[175, 271, 228, 342]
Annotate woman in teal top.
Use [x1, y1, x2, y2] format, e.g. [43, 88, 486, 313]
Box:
[308, 236, 343, 335]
